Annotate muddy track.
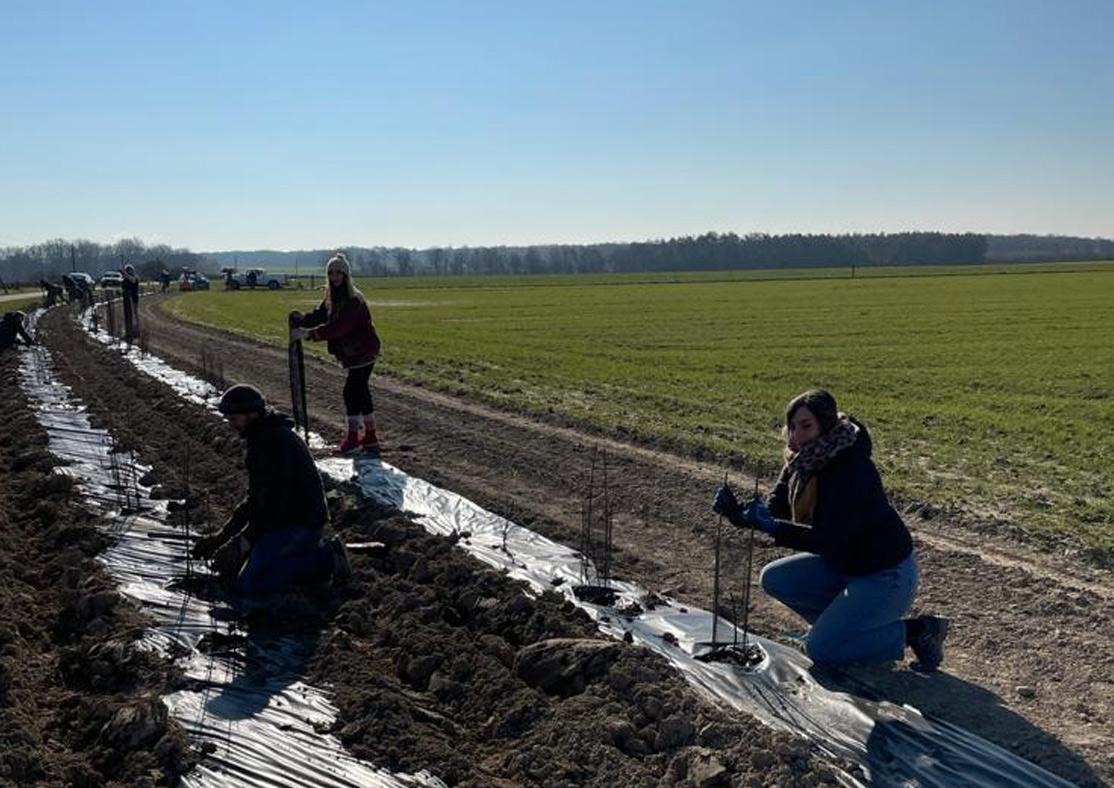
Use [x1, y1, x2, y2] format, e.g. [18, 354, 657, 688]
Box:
[133, 295, 1113, 786]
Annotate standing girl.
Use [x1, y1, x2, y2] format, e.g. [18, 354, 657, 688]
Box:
[291, 253, 382, 454]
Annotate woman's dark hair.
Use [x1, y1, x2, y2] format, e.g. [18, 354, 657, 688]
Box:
[785, 389, 840, 435]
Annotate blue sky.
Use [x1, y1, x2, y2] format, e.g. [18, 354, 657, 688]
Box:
[1, 1, 1111, 250]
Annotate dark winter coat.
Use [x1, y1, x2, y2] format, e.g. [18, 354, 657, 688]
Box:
[231, 411, 328, 543]
[122, 273, 140, 304]
[768, 425, 913, 576]
[299, 293, 380, 369]
[0, 313, 33, 352]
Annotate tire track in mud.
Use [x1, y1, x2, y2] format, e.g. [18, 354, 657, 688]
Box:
[137, 295, 1114, 787]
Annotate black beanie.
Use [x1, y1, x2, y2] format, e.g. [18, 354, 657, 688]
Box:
[218, 384, 266, 415]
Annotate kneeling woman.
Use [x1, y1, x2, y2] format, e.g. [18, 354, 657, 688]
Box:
[714, 389, 948, 670]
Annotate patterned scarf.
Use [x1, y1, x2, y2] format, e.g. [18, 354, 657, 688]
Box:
[786, 417, 859, 523]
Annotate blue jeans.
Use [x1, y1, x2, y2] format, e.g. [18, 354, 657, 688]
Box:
[237, 528, 335, 595]
[759, 552, 918, 664]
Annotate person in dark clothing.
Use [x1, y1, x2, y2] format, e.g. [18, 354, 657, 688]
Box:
[191, 384, 350, 593]
[713, 389, 948, 670]
[121, 265, 140, 340]
[0, 311, 34, 352]
[61, 273, 94, 308]
[40, 280, 63, 307]
[290, 252, 382, 455]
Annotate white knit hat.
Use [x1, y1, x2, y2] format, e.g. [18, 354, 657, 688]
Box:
[326, 253, 351, 276]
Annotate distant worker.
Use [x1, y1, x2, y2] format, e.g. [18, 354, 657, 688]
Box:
[61, 273, 94, 308]
[289, 252, 382, 455]
[713, 389, 948, 671]
[191, 384, 350, 593]
[40, 279, 63, 308]
[0, 311, 34, 353]
[121, 264, 140, 340]
[160, 268, 171, 294]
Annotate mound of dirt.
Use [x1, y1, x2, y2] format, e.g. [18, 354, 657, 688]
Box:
[0, 353, 194, 787]
[309, 499, 843, 786]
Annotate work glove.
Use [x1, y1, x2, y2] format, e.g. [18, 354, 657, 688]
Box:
[739, 499, 778, 535]
[288, 310, 303, 327]
[191, 512, 245, 560]
[290, 327, 310, 341]
[211, 536, 249, 579]
[714, 486, 778, 534]
[712, 485, 741, 521]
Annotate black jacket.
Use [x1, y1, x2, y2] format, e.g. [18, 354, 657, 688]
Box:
[122, 274, 140, 303]
[0, 314, 33, 352]
[232, 411, 328, 542]
[768, 425, 913, 576]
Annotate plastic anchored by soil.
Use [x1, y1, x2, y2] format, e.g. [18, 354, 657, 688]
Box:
[21, 309, 446, 788]
[78, 306, 1082, 788]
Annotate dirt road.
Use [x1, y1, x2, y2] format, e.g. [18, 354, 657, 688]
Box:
[133, 295, 1112, 786]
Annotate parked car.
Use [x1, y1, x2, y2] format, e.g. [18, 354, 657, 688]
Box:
[227, 268, 288, 290]
[179, 272, 210, 292]
[100, 271, 124, 288]
[61, 272, 96, 304]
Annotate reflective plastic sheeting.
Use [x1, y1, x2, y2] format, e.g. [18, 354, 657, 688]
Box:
[78, 308, 1079, 788]
[351, 458, 1078, 788]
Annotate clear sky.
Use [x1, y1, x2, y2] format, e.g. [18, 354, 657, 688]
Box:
[2, 1, 1112, 250]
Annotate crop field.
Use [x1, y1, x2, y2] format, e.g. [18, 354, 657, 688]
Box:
[0, 294, 43, 312]
[163, 262, 1114, 558]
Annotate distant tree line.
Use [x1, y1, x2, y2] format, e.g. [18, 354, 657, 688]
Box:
[210, 232, 991, 277]
[5, 231, 1112, 284]
[0, 237, 212, 284]
[985, 234, 1114, 263]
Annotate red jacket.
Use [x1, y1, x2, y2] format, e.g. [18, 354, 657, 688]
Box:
[300, 294, 381, 369]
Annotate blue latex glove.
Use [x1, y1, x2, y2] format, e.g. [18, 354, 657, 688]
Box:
[712, 485, 740, 519]
[740, 499, 778, 535]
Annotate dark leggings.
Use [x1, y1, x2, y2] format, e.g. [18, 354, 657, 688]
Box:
[343, 364, 375, 416]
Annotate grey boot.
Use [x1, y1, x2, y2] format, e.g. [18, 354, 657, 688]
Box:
[908, 615, 949, 672]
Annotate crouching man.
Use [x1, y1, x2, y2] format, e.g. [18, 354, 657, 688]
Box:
[192, 384, 350, 593]
[0, 311, 34, 353]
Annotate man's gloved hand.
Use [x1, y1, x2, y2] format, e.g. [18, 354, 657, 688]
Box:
[290, 326, 309, 341]
[713, 485, 741, 521]
[211, 537, 248, 579]
[740, 499, 778, 535]
[191, 533, 224, 561]
[288, 310, 303, 327]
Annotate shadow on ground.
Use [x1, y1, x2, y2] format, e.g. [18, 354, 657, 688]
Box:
[812, 663, 1103, 788]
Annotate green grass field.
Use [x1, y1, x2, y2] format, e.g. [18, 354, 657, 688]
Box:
[2, 294, 45, 312]
[163, 262, 1114, 559]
